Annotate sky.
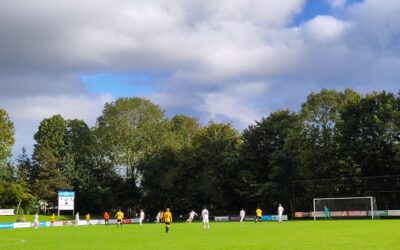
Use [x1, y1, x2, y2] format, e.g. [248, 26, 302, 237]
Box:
[1, 0, 400, 158]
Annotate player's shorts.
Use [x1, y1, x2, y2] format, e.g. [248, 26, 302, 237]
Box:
[256, 216, 261, 220]
[117, 219, 122, 223]
[105, 219, 109, 222]
[165, 222, 171, 225]
[202, 217, 209, 223]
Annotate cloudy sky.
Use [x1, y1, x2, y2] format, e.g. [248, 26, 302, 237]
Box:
[1, 0, 400, 157]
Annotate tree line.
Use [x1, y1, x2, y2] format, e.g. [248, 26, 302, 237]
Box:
[1, 89, 399, 217]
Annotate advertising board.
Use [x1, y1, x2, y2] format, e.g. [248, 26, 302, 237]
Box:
[214, 216, 229, 222]
[58, 191, 75, 211]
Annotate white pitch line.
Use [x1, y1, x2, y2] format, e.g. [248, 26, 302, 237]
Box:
[0, 239, 27, 247]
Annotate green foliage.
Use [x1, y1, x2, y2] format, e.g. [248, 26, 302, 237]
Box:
[33, 115, 69, 164]
[238, 110, 298, 210]
[0, 182, 25, 208]
[16, 148, 33, 185]
[188, 122, 241, 212]
[95, 97, 165, 177]
[338, 91, 400, 176]
[296, 89, 354, 179]
[140, 121, 240, 214]
[31, 143, 71, 205]
[0, 108, 15, 165]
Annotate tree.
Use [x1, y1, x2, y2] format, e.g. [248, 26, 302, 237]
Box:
[94, 97, 166, 210]
[187, 122, 241, 213]
[16, 147, 33, 185]
[0, 182, 25, 209]
[296, 89, 360, 180]
[31, 143, 71, 208]
[168, 115, 200, 147]
[95, 97, 165, 178]
[338, 91, 400, 177]
[238, 110, 298, 211]
[0, 108, 15, 166]
[33, 114, 71, 174]
[139, 115, 200, 215]
[14, 148, 36, 214]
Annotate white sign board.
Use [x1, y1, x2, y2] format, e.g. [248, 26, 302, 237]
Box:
[13, 222, 32, 228]
[0, 209, 15, 216]
[58, 191, 75, 210]
[214, 216, 229, 222]
[388, 210, 400, 216]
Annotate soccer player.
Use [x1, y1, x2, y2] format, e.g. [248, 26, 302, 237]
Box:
[255, 207, 262, 223]
[201, 207, 210, 230]
[116, 209, 123, 228]
[324, 205, 330, 219]
[156, 211, 161, 223]
[164, 208, 172, 233]
[104, 212, 110, 226]
[75, 212, 80, 227]
[186, 210, 198, 223]
[33, 212, 39, 229]
[86, 213, 91, 225]
[50, 213, 56, 227]
[139, 209, 145, 226]
[160, 211, 164, 223]
[277, 204, 284, 223]
[240, 209, 245, 222]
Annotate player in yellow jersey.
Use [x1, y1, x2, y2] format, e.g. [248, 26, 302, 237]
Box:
[255, 207, 262, 223]
[160, 211, 164, 223]
[50, 213, 56, 227]
[116, 209, 123, 228]
[86, 213, 91, 225]
[164, 208, 172, 233]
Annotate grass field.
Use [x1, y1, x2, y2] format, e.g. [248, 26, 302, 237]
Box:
[1, 220, 399, 250]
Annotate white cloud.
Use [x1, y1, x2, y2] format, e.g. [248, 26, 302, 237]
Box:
[3, 93, 113, 156]
[329, 0, 346, 8]
[302, 15, 349, 42]
[196, 81, 269, 126]
[1, 0, 400, 158]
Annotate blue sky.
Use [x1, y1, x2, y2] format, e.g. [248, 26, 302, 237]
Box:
[296, 0, 333, 24]
[81, 73, 155, 98]
[1, 0, 400, 158]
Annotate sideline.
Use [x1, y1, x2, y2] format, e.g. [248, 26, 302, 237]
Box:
[0, 239, 27, 247]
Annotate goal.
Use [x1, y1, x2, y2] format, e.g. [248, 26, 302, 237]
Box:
[313, 197, 377, 220]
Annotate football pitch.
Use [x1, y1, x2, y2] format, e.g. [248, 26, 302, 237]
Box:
[1, 220, 399, 250]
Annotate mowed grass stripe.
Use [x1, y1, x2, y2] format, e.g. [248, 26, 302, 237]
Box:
[0, 220, 399, 250]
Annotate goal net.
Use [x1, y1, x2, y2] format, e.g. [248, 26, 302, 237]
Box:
[313, 197, 377, 220]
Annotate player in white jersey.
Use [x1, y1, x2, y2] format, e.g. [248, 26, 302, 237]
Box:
[139, 209, 145, 226]
[201, 207, 210, 230]
[75, 212, 80, 227]
[277, 204, 284, 223]
[33, 212, 39, 229]
[240, 209, 245, 222]
[156, 211, 161, 223]
[186, 210, 198, 223]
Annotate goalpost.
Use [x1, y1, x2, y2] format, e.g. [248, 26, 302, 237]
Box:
[313, 197, 377, 220]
